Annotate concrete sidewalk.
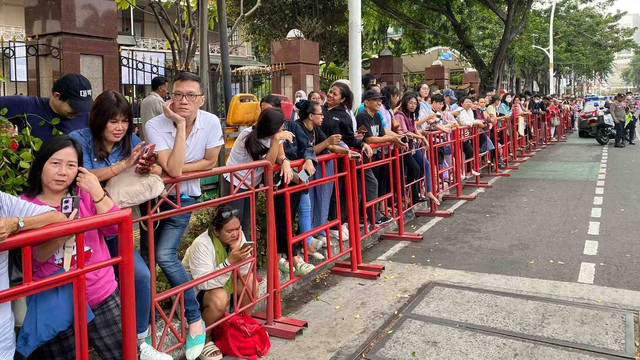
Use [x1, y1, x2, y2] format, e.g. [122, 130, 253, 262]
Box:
[264, 261, 640, 360]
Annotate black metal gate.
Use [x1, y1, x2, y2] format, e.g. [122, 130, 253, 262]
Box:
[0, 42, 62, 97]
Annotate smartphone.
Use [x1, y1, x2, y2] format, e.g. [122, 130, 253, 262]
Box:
[349, 152, 361, 160]
[241, 241, 255, 250]
[142, 143, 156, 158]
[61, 196, 80, 219]
[298, 169, 310, 183]
[358, 125, 368, 134]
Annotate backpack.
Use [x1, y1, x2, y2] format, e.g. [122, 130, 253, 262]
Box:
[214, 313, 271, 360]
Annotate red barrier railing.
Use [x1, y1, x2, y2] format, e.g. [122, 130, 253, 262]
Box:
[509, 114, 529, 164]
[135, 161, 279, 348]
[464, 127, 493, 189]
[0, 210, 137, 359]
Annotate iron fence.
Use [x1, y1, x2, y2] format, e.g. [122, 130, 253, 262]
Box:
[0, 41, 62, 97]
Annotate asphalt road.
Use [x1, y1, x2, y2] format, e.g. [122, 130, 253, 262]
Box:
[364, 133, 640, 292]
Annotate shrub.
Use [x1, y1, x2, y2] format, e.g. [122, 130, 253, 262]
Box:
[0, 110, 43, 195]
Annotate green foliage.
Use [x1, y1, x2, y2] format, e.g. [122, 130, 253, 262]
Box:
[0, 113, 42, 195]
[623, 52, 640, 91]
[320, 62, 345, 91]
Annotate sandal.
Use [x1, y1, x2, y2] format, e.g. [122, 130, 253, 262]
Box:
[294, 260, 315, 276]
[278, 258, 290, 273]
[199, 341, 222, 360]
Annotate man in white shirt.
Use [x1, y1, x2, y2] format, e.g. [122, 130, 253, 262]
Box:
[0, 192, 67, 360]
[143, 72, 224, 360]
[456, 97, 484, 177]
[140, 76, 168, 141]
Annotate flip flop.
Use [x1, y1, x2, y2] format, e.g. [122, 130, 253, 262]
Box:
[199, 341, 223, 360]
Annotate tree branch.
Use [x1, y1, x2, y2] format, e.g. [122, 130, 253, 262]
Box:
[229, 0, 262, 41]
[475, 0, 507, 23]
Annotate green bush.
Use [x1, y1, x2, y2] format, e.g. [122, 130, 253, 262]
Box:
[0, 110, 43, 195]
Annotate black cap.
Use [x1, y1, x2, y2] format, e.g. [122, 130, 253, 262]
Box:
[362, 90, 383, 101]
[52, 74, 93, 113]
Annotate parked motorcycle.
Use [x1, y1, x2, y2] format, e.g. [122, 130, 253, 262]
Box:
[586, 107, 615, 145]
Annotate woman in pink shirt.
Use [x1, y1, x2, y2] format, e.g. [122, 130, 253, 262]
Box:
[20, 135, 123, 360]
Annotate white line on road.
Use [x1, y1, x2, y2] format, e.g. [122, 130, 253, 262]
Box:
[598, 169, 606, 174]
[593, 196, 603, 205]
[601, 159, 607, 163]
[598, 174, 606, 180]
[595, 188, 604, 195]
[596, 180, 605, 186]
[578, 262, 596, 284]
[584, 240, 599, 256]
[588, 221, 600, 235]
[599, 163, 607, 168]
[591, 208, 602, 218]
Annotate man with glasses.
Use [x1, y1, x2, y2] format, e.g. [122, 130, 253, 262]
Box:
[143, 72, 224, 360]
[0, 73, 93, 141]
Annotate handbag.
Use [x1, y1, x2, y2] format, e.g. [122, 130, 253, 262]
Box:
[550, 116, 560, 127]
[214, 313, 271, 360]
[104, 167, 166, 208]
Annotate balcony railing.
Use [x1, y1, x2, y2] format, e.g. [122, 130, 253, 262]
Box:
[0, 26, 26, 42]
[126, 36, 250, 57]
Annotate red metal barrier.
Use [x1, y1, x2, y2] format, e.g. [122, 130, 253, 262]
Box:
[135, 161, 282, 346]
[481, 116, 514, 178]
[508, 115, 529, 164]
[0, 210, 137, 359]
[464, 126, 493, 189]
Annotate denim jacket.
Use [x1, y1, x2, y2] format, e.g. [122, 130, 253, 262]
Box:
[284, 120, 317, 164]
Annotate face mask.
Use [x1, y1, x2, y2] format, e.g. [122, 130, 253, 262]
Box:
[478, 106, 486, 111]
[505, 97, 512, 103]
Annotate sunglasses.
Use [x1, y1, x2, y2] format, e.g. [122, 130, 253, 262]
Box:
[221, 208, 239, 219]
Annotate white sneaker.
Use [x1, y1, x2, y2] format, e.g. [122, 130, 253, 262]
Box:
[310, 237, 325, 250]
[471, 170, 481, 176]
[341, 223, 350, 238]
[139, 342, 173, 360]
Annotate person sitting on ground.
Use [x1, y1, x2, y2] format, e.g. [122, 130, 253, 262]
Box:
[393, 92, 439, 206]
[0, 192, 68, 360]
[1, 74, 93, 141]
[356, 90, 406, 227]
[143, 72, 224, 360]
[20, 135, 123, 359]
[182, 206, 257, 360]
[69, 91, 169, 360]
[321, 82, 372, 239]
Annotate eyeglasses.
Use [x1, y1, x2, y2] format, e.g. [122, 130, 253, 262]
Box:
[221, 208, 239, 219]
[171, 92, 204, 102]
[312, 112, 324, 116]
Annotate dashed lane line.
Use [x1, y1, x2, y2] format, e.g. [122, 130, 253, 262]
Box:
[593, 196, 603, 205]
[590, 208, 602, 218]
[578, 262, 596, 284]
[584, 240, 599, 256]
[595, 188, 604, 195]
[588, 221, 600, 236]
[596, 181, 605, 186]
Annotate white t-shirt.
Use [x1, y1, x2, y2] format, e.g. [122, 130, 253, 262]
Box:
[0, 192, 53, 360]
[223, 127, 271, 189]
[145, 109, 224, 197]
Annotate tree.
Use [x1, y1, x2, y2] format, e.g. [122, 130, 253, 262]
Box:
[623, 52, 640, 91]
[115, 0, 261, 71]
[368, 0, 534, 90]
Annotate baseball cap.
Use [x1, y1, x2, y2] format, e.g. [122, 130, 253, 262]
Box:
[52, 74, 93, 113]
[442, 88, 457, 102]
[362, 90, 383, 101]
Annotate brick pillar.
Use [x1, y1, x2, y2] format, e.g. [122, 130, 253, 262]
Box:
[370, 54, 403, 90]
[24, 0, 119, 94]
[425, 65, 449, 91]
[462, 71, 480, 94]
[270, 38, 320, 101]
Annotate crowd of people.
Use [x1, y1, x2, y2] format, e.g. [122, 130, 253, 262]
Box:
[0, 70, 634, 360]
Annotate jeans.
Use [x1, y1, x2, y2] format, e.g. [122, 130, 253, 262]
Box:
[309, 160, 334, 235]
[298, 192, 313, 244]
[140, 195, 201, 324]
[615, 121, 625, 144]
[105, 237, 151, 339]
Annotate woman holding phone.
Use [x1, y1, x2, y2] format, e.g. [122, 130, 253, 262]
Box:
[19, 135, 126, 359]
[69, 91, 170, 360]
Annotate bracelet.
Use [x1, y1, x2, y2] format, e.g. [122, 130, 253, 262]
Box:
[93, 192, 107, 204]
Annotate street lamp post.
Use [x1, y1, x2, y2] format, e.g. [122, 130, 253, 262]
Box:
[532, 0, 557, 95]
[348, 0, 362, 110]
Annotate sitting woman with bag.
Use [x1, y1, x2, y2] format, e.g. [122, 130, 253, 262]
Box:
[69, 91, 170, 360]
[19, 135, 123, 359]
[182, 205, 261, 360]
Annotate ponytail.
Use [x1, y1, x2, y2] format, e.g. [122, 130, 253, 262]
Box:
[245, 108, 285, 160]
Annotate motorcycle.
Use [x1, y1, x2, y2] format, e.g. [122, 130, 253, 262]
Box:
[586, 107, 615, 145]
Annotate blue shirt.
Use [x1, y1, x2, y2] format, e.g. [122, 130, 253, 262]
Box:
[0, 96, 89, 141]
[355, 103, 386, 128]
[69, 128, 142, 170]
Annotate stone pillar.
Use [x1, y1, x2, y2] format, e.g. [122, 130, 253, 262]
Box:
[370, 54, 403, 90]
[425, 65, 449, 91]
[270, 38, 320, 101]
[462, 71, 480, 94]
[24, 0, 119, 94]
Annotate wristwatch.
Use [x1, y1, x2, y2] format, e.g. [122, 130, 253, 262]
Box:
[16, 217, 25, 232]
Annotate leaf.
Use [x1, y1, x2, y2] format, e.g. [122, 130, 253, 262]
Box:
[19, 152, 32, 161]
[354, 314, 360, 319]
[18, 161, 29, 169]
[51, 117, 60, 125]
[334, 306, 340, 310]
[411, 351, 417, 357]
[39, 121, 45, 126]
[557, 261, 565, 265]
[0, 108, 7, 116]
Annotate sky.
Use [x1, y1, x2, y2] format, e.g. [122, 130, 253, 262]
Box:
[611, 0, 637, 14]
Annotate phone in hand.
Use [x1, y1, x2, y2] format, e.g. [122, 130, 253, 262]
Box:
[142, 143, 156, 159]
[298, 169, 310, 183]
[358, 125, 368, 134]
[241, 241, 255, 250]
[349, 152, 361, 160]
[61, 196, 80, 219]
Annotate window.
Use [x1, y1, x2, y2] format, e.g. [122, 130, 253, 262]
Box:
[120, 8, 144, 37]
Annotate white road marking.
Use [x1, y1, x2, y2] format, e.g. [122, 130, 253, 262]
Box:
[595, 188, 604, 195]
[378, 241, 410, 261]
[588, 221, 600, 236]
[593, 196, 603, 205]
[584, 240, 599, 256]
[578, 262, 596, 284]
[591, 208, 602, 218]
[598, 169, 606, 174]
[598, 174, 606, 180]
[596, 181, 605, 186]
[599, 163, 607, 168]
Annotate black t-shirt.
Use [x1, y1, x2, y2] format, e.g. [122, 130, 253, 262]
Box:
[296, 119, 328, 154]
[356, 110, 386, 139]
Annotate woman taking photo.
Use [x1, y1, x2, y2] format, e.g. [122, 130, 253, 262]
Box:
[20, 135, 123, 359]
[69, 91, 169, 360]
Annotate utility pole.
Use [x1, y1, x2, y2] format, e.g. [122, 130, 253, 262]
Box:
[199, 0, 210, 111]
[532, 0, 557, 95]
[348, 0, 362, 110]
[217, 0, 232, 114]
